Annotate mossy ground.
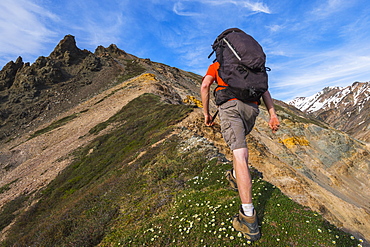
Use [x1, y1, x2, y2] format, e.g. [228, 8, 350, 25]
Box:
[0, 94, 362, 247]
[100, 162, 361, 247]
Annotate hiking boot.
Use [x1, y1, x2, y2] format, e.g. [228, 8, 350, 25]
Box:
[225, 169, 238, 191]
[232, 207, 261, 241]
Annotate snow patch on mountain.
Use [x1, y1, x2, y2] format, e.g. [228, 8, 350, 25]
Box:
[288, 82, 370, 114]
[287, 81, 370, 142]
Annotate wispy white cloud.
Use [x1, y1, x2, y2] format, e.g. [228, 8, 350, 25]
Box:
[270, 42, 370, 100]
[173, 1, 201, 16]
[310, 0, 351, 18]
[173, 0, 271, 17]
[239, 1, 271, 13]
[0, 0, 58, 64]
[58, 1, 127, 48]
[206, 0, 271, 13]
[266, 24, 284, 32]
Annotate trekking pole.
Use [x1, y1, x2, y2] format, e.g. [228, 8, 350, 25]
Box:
[211, 110, 219, 124]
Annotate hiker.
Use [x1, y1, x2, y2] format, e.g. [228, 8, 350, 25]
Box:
[201, 28, 280, 241]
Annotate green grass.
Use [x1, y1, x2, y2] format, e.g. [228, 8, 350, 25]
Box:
[0, 194, 29, 232]
[0, 93, 362, 247]
[100, 163, 361, 247]
[0, 179, 19, 194]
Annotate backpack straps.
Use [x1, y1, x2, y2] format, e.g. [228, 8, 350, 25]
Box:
[208, 50, 215, 59]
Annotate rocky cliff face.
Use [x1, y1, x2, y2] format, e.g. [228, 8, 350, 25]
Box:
[288, 82, 370, 142]
[0, 35, 369, 243]
[0, 35, 140, 143]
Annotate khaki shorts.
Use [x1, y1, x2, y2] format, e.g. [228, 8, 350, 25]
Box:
[219, 100, 259, 150]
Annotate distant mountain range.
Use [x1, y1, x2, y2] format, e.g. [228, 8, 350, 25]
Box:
[288, 82, 370, 142]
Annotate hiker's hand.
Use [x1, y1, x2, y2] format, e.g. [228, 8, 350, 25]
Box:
[204, 114, 214, 126]
[269, 115, 280, 133]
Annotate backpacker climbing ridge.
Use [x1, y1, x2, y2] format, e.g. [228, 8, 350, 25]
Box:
[208, 28, 270, 106]
[201, 27, 280, 243]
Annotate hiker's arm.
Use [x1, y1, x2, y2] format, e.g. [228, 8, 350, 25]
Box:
[201, 75, 214, 126]
[262, 91, 280, 133]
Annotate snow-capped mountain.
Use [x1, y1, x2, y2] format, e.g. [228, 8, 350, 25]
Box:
[288, 82, 370, 142]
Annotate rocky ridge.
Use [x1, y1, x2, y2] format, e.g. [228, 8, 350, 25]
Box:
[0, 35, 369, 243]
[289, 82, 370, 142]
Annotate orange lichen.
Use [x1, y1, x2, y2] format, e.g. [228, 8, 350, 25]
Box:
[183, 95, 203, 108]
[279, 136, 310, 148]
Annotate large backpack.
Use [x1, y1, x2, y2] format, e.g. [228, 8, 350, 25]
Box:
[209, 28, 270, 105]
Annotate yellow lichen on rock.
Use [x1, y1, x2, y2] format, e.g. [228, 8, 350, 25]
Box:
[139, 73, 157, 81]
[183, 95, 203, 108]
[279, 136, 310, 149]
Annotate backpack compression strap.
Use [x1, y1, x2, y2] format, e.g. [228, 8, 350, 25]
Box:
[223, 38, 241, 61]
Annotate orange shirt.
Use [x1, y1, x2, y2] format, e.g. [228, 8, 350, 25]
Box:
[205, 62, 227, 91]
[205, 62, 259, 105]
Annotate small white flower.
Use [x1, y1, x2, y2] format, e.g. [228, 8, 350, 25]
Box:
[318, 229, 322, 233]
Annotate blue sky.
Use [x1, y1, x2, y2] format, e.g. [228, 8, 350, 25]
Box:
[1, 0, 370, 101]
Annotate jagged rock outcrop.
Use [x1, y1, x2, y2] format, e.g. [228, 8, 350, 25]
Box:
[0, 35, 142, 142]
[95, 44, 132, 58]
[49, 35, 90, 63]
[289, 82, 370, 142]
[0, 57, 24, 91]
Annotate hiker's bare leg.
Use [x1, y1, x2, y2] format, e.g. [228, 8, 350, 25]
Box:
[233, 147, 252, 204]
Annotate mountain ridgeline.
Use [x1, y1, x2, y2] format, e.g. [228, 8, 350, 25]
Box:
[289, 82, 370, 142]
[0, 35, 369, 246]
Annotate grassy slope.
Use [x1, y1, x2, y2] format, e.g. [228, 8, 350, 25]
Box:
[0, 94, 361, 247]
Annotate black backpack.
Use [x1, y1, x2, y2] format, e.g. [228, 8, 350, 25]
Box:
[208, 28, 270, 105]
